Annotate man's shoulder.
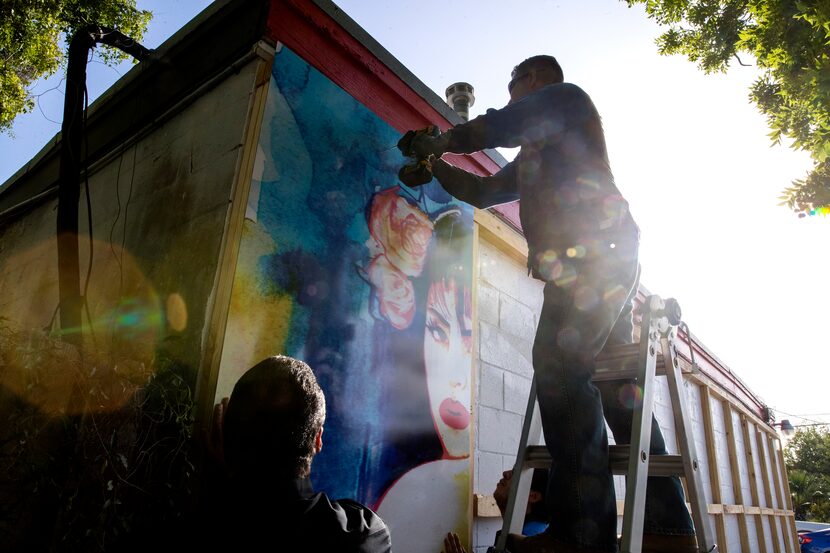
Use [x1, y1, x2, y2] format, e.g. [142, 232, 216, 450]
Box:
[311, 493, 392, 552]
[539, 82, 591, 102]
[328, 494, 388, 533]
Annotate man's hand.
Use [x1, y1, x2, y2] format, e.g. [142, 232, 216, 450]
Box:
[442, 532, 467, 553]
[397, 126, 448, 160]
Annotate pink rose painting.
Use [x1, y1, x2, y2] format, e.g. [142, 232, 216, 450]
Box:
[365, 187, 433, 329]
[367, 255, 416, 330]
[369, 188, 433, 277]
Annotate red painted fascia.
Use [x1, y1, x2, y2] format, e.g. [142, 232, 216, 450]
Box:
[675, 334, 765, 418]
[265, 0, 500, 179]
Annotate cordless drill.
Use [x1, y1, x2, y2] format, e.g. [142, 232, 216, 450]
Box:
[397, 125, 440, 187]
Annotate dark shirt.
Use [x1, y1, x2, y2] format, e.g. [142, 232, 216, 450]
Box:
[433, 82, 639, 280]
[207, 477, 391, 552]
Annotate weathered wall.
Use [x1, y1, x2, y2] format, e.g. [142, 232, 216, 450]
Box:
[0, 57, 262, 394]
[0, 43, 269, 549]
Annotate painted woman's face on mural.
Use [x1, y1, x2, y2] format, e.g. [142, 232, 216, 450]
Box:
[424, 277, 472, 459]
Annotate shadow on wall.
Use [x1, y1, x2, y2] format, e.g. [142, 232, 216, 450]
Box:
[0, 321, 198, 551]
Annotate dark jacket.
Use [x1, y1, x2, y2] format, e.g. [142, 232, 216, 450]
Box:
[203, 477, 392, 552]
[433, 82, 638, 280]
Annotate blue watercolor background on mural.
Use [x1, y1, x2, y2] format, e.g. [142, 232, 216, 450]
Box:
[251, 46, 473, 506]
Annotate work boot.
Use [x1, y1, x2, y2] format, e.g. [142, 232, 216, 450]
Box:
[506, 532, 608, 553]
[640, 533, 698, 553]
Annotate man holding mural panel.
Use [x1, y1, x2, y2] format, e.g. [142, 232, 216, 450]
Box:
[403, 56, 696, 553]
[211, 356, 392, 552]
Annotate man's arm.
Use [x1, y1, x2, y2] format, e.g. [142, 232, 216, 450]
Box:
[426, 83, 595, 156]
[432, 158, 519, 209]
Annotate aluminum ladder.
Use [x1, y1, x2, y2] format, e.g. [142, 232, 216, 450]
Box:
[489, 295, 717, 553]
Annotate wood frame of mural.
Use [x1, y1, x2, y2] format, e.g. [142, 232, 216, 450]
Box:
[473, 214, 799, 553]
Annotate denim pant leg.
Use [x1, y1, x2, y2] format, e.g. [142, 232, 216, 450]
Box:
[533, 261, 638, 551]
[595, 269, 695, 536]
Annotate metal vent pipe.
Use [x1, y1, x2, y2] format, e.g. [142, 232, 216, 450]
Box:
[445, 82, 475, 121]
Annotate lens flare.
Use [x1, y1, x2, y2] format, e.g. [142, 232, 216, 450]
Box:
[603, 284, 627, 304]
[166, 293, 188, 332]
[574, 285, 599, 311]
[553, 262, 577, 287]
[0, 237, 163, 415]
[804, 206, 830, 217]
[618, 383, 643, 409]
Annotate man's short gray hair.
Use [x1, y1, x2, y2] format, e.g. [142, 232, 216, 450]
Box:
[224, 355, 326, 479]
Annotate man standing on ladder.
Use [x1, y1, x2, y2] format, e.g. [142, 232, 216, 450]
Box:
[402, 56, 696, 553]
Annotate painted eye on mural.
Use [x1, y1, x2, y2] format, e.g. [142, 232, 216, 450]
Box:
[426, 308, 450, 347]
[461, 325, 473, 354]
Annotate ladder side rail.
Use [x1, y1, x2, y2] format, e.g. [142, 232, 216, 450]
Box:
[619, 306, 660, 553]
[662, 330, 718, 552]
[491, 376, 543, 553]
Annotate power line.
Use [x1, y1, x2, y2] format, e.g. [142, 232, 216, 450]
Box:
[772, 408, 829, 426]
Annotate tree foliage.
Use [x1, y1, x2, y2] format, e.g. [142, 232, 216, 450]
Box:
[0, 0, 151, 133]
[624, 0, 830, 216]
[785, 427, 830, 522]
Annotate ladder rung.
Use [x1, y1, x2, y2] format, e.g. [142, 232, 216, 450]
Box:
[594, 343, 671, 381]
[523, 445, 685, 477]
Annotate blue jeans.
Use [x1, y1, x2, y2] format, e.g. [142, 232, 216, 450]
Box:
[532, 241, 693, 551]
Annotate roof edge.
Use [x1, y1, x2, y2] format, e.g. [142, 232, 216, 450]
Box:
[314, 0, 507, 168]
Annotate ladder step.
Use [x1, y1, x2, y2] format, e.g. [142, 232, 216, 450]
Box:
[524, 445, 685, 477]
[594, 343, 675, 381]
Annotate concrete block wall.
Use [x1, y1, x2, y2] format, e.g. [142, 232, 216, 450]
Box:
[473, 239, 543, 552]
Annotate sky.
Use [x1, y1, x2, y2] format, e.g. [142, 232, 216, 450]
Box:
[1, 0, 827, 431]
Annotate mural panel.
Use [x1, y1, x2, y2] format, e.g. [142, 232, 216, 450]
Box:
[216, 46, 474, 552]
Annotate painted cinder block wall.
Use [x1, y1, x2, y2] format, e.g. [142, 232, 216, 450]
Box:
[473, 239, 543, 551]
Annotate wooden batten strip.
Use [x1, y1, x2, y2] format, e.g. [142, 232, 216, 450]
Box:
[468, 223, 481, 526]
[776, 443, 801, 552]
[767, 434, 795, 552]
[723, 403, 752, 552]
[473, 208, 527, 266]
[196, 54, 274, 428]
[474, 494, 501, 518]
[740, 414, 767, 553]
[723, 504, 745, 514]
[755, 429, 782, 553]
[700, 387, 729, 551]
